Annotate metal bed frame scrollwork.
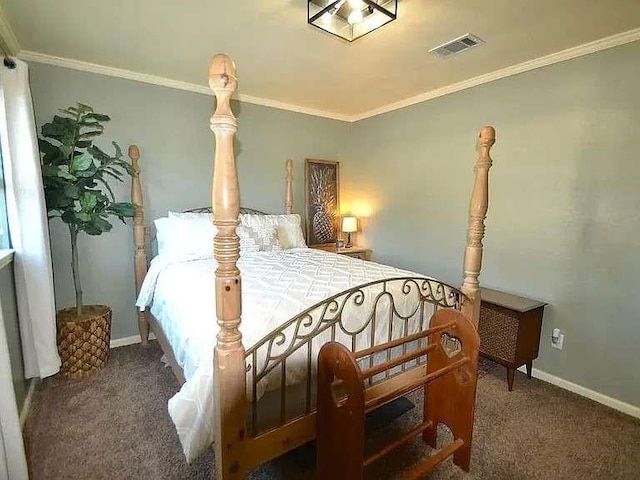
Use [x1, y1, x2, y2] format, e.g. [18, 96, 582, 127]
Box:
[129, 54, 496, 479]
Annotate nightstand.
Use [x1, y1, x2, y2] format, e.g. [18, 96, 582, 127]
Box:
[311, 244, 372, 261]
[478, 288, 546, 391]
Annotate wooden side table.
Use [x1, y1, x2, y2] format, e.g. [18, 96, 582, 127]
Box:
[478, 288, 546, 391]
[311, 244, 372, 261]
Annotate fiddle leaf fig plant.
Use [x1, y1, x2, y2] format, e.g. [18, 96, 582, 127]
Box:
[39, 103, 136, 317]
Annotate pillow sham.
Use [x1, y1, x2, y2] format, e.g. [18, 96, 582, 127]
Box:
[154, 216, 216, 257]
[239, 214, 306, 250]
[168, 211, 214, 222]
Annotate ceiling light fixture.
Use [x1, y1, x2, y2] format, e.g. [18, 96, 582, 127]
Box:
[308, 0, 398, 42]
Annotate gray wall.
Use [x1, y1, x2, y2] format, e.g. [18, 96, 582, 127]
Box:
[341, 41, 640, 407]
[28, 41, 640, 408]
[1, 262, 28, 410]
[28, 63, 347, 341]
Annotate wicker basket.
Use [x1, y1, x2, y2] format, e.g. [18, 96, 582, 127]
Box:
[57, 305, 112, 379]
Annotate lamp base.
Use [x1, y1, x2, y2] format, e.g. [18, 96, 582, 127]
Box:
[345, 233, 352, 248]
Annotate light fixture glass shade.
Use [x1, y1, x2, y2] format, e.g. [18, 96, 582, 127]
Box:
[342, 216, 357, 233]
[308, 0, 397, 42]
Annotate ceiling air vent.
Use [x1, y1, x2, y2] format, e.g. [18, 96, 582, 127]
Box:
[428, 33, 485, 58]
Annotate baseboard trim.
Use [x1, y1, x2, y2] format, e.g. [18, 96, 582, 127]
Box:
[19, 378, 37, 428]
[517, 366, 640, 419]
[110, 332, 156, 349]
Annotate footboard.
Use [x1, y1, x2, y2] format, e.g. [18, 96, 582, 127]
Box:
[242, 277, 467, 468]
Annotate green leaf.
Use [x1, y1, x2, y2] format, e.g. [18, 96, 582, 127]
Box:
[60, 106, 80, 115]
[96, 177, 115, 201]
[78, 130, 103, 139]
[101, 169, 123, 183]
[61, 210, 77, 225]
[87, 145, 109, 163]
[78, 121, 102, 128]
[111, 158, 135, 176]
[108, 202, 136, 218]
[111, 141, 123, 159]
[63, 184, 80, 200]
[58, 170, 77, 181]
[70, 153, 93, 172]
[76, 103, 93, 112]
[84, 216, 112, 235]
[75, 163, 98, 178]
[76, 212, 91, 222]
[38, 138, 60, 157]
[82, 113, 110, 122]
[59, 145, 73, 158]
[79, 192, 98, 210]
[41, 116, 78, 146]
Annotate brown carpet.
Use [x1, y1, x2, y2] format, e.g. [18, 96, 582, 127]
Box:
[24, 342, 640, 479]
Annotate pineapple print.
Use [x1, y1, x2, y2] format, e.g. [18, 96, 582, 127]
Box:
[311, 167, 337, 243]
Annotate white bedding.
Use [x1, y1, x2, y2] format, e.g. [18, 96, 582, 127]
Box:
[136, 248, 421, 461]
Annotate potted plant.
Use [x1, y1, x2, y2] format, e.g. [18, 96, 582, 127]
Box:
[39, 103, 136, 379]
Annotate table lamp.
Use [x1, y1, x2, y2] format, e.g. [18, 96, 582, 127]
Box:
[342, 216, 357, 248]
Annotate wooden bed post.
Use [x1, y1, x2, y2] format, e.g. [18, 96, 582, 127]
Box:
[129, 145, 149, 345]
[461, 126, 495, 326]
[285, 159, 293, 214]
[209, 54, 247, 480]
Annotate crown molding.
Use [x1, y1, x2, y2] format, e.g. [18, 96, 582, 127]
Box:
[18, 50, 353, 122]
[0, 4, 20, 56]
[351, 27, 640, 121]
[19, 27, 640, 123]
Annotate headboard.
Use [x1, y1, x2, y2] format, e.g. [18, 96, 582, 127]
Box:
[185, 207, 270, 215]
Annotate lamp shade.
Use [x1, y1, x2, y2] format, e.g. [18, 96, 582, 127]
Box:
[342, 216, 357, 233]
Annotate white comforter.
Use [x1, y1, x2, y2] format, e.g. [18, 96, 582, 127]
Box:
[136, 248, 418, 461]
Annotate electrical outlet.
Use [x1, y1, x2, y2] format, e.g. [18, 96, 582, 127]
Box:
[551, 328, 565, 350]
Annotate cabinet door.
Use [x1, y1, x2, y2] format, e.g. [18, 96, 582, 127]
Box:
[478, 303, 519, 363]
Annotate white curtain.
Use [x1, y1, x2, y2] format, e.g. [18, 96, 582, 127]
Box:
[0, 58, 60, 379]
[0, 301, 29, 480]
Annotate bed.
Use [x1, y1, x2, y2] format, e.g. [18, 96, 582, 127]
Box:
[130, 54, 496, 478]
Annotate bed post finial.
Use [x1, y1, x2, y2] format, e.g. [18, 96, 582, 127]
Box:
[129, 145, 149, 344]
[209, 54, 247, 480]
[285, 159, 293, 214]
[461, 126, 495, 326]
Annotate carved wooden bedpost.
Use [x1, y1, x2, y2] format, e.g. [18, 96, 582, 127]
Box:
[461, 126, 495, 326]
[209, 54, 247, 480]
[129, 145, 149, 344]
[285, 159, 293, 214]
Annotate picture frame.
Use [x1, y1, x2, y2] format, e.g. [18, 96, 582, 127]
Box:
[305, 159, 340, 246]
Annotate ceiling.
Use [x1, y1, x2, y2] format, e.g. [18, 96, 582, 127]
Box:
[3, 0, 640, 119]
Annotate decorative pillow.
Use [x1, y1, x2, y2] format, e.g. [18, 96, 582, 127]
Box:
[239, 214, 306, 250]
[154, 217, 216, 257]
[237, 218, 281, 254]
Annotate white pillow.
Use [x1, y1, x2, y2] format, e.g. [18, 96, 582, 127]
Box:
[240, 214, 306, 250]
[168, 211, 214, 222]
[154, 217, 216, 257]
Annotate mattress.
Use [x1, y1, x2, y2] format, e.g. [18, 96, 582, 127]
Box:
[136, 248, 421, 461]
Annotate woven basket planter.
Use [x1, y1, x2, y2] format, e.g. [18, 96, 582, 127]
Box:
[57, 305, 112, 379]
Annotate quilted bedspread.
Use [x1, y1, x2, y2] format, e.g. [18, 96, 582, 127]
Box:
[136, 248, 420, 461]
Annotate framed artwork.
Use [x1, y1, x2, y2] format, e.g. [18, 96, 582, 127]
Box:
[305, 159, 340, 246]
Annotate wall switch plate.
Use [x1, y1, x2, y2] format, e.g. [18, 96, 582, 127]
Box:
[551, 328, 565, 350]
